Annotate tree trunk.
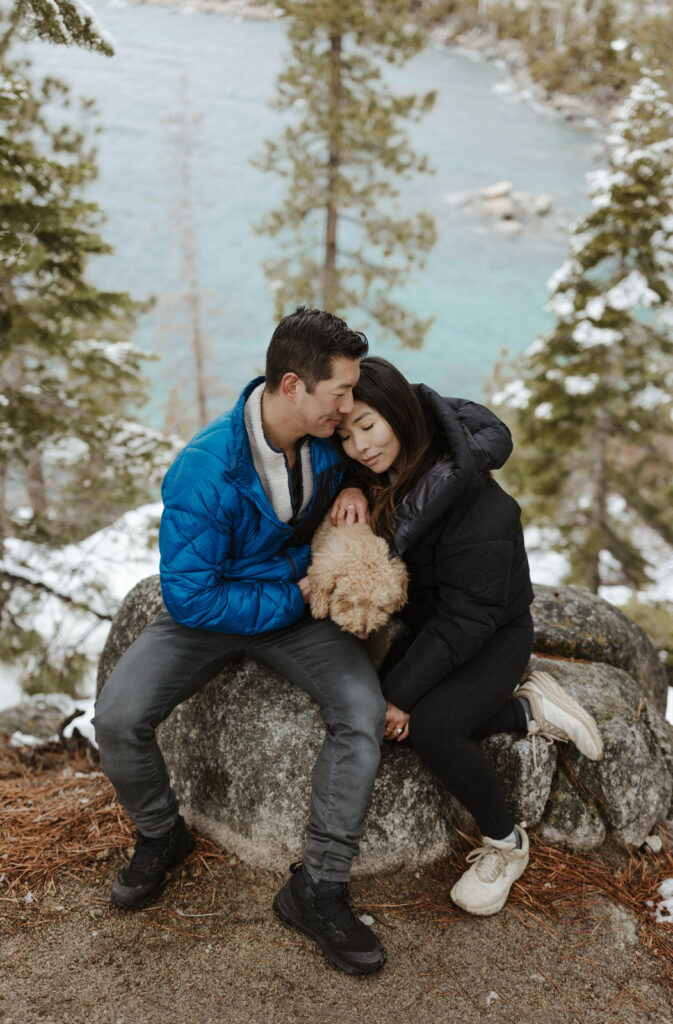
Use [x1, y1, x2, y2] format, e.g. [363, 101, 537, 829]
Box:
[0, 461, 6, 558]
[554, 3, 567, 48]
[589, 407, 610, 592]
[24, 450, 48, 518]
[177, 74, 208, 428]
[1, 351, 49, 518]
[530, 1, 541, 35]
[322, 32, 342, 312]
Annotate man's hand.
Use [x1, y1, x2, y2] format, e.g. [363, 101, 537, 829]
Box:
[384, 701, 410, 742]
[298, 576, 312, 604]
[330, 487, 369, 526]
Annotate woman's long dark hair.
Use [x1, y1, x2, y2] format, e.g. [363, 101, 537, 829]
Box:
[339, 357, 437, 539]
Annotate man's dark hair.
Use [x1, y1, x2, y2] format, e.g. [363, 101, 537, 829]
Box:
[265, 307, 368, 393]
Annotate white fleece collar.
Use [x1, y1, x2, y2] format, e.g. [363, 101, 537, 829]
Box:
[243, 382, 313, 524]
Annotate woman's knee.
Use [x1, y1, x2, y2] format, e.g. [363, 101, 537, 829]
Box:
[409, 702, 469, 758]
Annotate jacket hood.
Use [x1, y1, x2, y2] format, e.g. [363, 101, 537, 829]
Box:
[390, 386, 511, 556]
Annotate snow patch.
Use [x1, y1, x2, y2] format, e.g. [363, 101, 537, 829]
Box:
[654, 878, 673, 923]
[564, 374, 598, 396]
[605, 270, 660, 312]
[0, 504, 162, 702]
[572, 321, 622, 349]
[632, 386, 670, 410]
[492, 380, 531, 410]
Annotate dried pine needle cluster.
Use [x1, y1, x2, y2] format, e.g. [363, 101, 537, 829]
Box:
[1, 735, 672, 982]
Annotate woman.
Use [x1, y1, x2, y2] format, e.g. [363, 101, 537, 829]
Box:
[335, 357, 603, 916]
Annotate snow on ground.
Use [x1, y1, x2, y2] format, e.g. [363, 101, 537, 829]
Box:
[525, 523, 673, 726]
[0, 663, 26, 715]
[2, 503, 163, 616]
[0, 504, 162, 732]
[651, 879, 673, 924]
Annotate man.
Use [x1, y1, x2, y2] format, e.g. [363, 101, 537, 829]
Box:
[94, 308, 387, 975]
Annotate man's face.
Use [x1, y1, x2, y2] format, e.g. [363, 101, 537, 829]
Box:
[295, 357, 360, 438]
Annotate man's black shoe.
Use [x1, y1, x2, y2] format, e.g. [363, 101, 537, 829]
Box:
[110, 815, 194, 910]
[273, 862, 386, 975]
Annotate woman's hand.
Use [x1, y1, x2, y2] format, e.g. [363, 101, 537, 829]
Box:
[384, 701, 410, 742]
[298, 576, 312, 603]
[330, 487, 369, 526]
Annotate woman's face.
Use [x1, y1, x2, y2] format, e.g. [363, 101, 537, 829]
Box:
[336, 401, 402, 475]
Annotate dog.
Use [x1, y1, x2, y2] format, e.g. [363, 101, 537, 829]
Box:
[307, 514, 408, 639]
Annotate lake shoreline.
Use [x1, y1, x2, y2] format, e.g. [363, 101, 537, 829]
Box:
[121, 0, 608, 132]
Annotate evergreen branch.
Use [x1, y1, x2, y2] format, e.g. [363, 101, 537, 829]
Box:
[0, 568, 110, 621]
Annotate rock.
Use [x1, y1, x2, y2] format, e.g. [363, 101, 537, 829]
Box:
[96, 575, 673, 867]
[157, 660, 455, 876]
[639, 699, 673, 784]
[531, 584, 668, 713]
[0, 693, 83, 747]
[96, 575, 165, 691]
[645, 835, 663, 854]
[482, 195, 517, 220]
[533, 193, 553, 216]
[480, 180, 513, 199]
[496, 219, 523, 235]
[527, 655, 673, 847]
[479, 733, 557, 826]
[538, 768, 606, 852]
[98, 576, 455, 875]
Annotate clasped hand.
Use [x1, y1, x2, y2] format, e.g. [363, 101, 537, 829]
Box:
[384, 701, 409, 742]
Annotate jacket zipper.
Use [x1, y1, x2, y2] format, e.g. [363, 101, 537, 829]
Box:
[284, 550, 298, 581]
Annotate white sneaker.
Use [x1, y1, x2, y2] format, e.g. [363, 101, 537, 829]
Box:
[516, 670, 604, 761]
[450, 825, 529, 916]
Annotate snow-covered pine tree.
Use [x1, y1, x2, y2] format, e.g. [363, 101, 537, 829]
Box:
[254, 0, 437, 349]
[494, 74, 673, 592]
[0, 17, 173, 550]
[13, 0, 114, 55]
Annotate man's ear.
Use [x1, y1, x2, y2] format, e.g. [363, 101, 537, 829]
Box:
[280, 372, 302, 403]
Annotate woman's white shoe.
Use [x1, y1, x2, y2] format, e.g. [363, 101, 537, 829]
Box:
[450, 825, 529, 916]
[516, 670, 604, 761]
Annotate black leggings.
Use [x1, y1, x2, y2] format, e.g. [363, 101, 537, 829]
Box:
[381, 610, 534, 841]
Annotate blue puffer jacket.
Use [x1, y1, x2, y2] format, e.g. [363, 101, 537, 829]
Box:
[159, 378, 348, 634]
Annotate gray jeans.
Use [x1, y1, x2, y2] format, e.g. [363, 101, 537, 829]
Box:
[93, 612, 386, 882]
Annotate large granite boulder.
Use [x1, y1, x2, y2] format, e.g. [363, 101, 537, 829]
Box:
[96, 575, 673, 871]
[531, 584, 668, 712]
[96, 576, 455, 875]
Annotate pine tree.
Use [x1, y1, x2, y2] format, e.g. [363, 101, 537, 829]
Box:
[493, 74, 673, 592]
[13, 0, 114, 55]
[0, 15, 172, 551]
[254, 0, 437, 349]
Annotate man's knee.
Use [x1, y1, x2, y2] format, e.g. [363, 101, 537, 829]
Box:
[94, 689, 154, 753]
[322, 678, 386, 742]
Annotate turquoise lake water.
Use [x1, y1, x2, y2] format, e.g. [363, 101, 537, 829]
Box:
[24, 2, 601, 427]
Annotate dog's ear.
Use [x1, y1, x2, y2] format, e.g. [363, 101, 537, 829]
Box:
[307, 565, 338, 619]
[380, 558, 408, 613]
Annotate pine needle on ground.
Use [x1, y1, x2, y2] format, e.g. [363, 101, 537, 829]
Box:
[1, 734, 672, 987]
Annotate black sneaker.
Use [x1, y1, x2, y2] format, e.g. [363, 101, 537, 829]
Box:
[273, 862, 386, 975]
[110, 815, 195, 909]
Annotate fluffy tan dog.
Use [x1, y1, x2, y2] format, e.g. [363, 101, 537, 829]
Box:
[307, 515, 408, 637]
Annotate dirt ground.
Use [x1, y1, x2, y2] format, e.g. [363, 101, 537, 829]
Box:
[2, 741, 673, 1024]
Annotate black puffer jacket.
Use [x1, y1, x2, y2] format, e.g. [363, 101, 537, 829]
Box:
[382, 386, 534, 712]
